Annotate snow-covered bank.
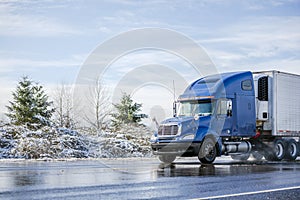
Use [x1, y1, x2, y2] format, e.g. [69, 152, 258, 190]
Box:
[0, 124, 153, 159]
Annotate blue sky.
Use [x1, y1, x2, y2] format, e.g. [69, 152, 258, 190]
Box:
[0, 0, 299, 122]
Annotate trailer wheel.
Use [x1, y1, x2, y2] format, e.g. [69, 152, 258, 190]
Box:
[265, 139, 286, 161]
[285, 139, 298, 161]
[198, 137, 217, 164]
[158, 155, 176, 164]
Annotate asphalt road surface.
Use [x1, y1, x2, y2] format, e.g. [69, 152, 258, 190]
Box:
[0, 157, 299, 200]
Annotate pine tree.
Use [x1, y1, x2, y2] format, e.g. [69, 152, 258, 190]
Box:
[6, 76, 55, 126]
[111, 93, 146, 128]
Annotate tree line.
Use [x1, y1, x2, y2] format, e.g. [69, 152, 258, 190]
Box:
[5, 76, 146, 131]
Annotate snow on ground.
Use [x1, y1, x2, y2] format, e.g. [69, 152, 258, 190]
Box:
[0, 124, 153, 159]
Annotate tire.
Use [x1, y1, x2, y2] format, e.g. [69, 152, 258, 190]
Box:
[265, 139, 286, 161]
[158, 155, 176, 164]
[285, 139, 298, 161]
[252, 151, 264, 161]
[231, 153, 250, 161]
[198, 137, 217, 164]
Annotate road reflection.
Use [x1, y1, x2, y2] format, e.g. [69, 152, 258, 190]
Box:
[11, 170, 43, 187]
[1, 159, 299, 192]
[157, 162, 278, 177]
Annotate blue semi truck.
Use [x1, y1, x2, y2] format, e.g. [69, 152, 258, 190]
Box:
[150, 71, 300, 164]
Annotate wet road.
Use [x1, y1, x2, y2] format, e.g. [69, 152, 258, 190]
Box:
[0, 157, 299, 199]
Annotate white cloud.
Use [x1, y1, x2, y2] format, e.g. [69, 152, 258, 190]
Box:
[0, 58, 76, 68]
[0, 2, 82, 37]
[0, 56, 82, 75]
[203, 16, 300, 51]
[252, 58, 300, 74]
[102, 50, 201, 85]
[199, 16, 300, 73]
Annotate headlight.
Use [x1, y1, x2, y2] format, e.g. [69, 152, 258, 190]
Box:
[182, 134, 195, 140]
[177, 124, 182, 135]
[150, 133, 157, 142]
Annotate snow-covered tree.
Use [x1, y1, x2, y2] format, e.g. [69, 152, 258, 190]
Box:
[6, 76, 54, 127]
[111, 93, 145, 129]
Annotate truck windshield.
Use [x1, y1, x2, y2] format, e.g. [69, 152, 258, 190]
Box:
[177, 100, 214, 117]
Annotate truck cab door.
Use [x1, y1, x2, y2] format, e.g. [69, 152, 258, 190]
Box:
[211, 99, 234, 136]
[234, 94, 256, 137]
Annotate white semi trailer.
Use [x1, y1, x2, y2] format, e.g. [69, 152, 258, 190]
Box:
[253, 71, 300, 161]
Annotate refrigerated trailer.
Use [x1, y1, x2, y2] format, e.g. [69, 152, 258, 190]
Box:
[150, 71, 300, 164]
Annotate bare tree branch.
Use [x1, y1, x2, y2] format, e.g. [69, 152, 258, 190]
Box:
[83, 77, 111, 132]
[52, 82, 78, 128]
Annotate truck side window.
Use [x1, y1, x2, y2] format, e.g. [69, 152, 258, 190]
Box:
[217, 99, 232, 116]
[242, 79, 252, 91]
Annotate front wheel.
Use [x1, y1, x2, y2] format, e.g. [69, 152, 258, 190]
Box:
[158, 155, 176, 164]
[198, 137, 217, 164]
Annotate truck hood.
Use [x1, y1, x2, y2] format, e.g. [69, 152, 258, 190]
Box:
[161, 116, 211, 135]
[162, 115, 211, 124]
[161, 116, 195, 125]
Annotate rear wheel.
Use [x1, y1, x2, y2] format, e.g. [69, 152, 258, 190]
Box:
[285, 139, 298, 161]
[265, 139, 286, 161]
[158, 155, 176, 164]
[198, 137, 217, 164]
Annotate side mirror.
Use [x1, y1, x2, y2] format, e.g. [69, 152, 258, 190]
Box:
[173, 101, 177, 117]
[227, 100, 232, 117]
[227, 110, 232, 117]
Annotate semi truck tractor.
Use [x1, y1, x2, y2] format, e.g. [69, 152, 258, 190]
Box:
[150, 71, 300, 164]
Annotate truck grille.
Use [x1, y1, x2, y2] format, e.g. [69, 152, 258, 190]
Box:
[158, 125, 178, 136]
